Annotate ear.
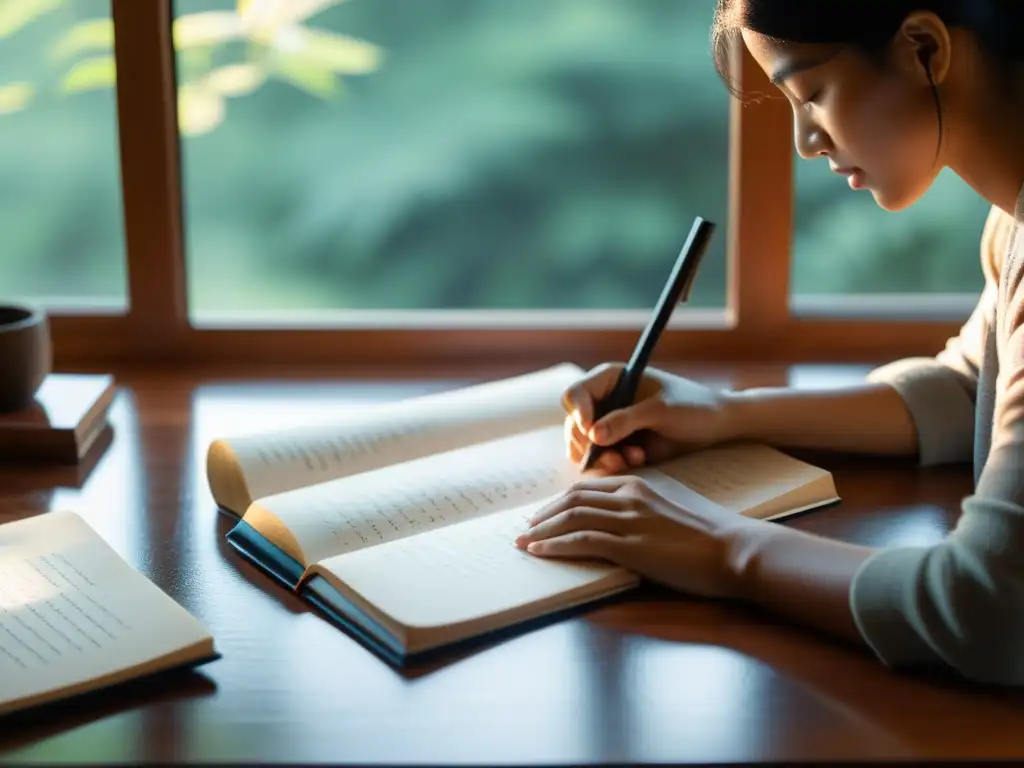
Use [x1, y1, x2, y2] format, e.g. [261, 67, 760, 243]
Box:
[892, 11, 953, 85]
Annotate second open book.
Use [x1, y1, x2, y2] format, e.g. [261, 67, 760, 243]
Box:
[207, 364, 838, 665]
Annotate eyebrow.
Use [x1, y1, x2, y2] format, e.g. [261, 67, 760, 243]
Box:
[768, 58, 822, 85]
[768, 51, 841, 85]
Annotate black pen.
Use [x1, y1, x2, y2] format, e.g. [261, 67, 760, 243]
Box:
[579, 216, 716, 472]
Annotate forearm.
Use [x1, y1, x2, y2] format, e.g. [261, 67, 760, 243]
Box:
[723, 382, 919, 457]
[722, 520, 874, 648]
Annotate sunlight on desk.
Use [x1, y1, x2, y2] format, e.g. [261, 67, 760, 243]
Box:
[39, 394, 147, 569]
[174, 618, 606, 763]
[863, 505, 953, 547]
[620, 638, 915, 762]
[1, 366, 1015, 764]
[3, 713, 144, 763]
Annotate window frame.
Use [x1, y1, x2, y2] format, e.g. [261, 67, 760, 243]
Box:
[48, 0, 969, 368]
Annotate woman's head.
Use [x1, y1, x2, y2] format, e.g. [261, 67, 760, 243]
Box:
[712, 1, 1024, 211]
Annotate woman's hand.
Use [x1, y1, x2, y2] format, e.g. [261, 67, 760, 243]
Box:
[562, 363, 739, 474]
[513, 474, 757, 600]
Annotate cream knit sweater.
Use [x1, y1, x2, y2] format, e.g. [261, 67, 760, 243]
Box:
[852, 185, 1024, 684]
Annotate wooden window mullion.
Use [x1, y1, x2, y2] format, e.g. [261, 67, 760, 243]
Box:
[110, 0, 188, 359]
[726, 39, 793, 352]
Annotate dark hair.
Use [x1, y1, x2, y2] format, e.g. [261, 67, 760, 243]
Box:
[712, 1, 1023, 95]
[711, 1, 1023, 156]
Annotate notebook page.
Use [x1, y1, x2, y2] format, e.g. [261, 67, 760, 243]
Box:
[314, 502, 629, 630]
[245, 425, 579, 566]
[643, 443, 833, 515]
[215, 363, 582, 504]
[0, 511, 212, 713]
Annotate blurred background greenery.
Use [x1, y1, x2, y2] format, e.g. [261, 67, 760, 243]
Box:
[0, 0, 992, 316]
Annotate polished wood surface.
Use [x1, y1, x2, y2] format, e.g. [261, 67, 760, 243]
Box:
[2, 362, 1023, 765]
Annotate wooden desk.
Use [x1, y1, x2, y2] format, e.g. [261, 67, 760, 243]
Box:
[2, 362, 1023, 764]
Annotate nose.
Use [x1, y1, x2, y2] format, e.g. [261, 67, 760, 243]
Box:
[793, 110, 832, 160]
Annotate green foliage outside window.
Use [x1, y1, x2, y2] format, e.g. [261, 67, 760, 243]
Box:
[0, 0, 991, 315]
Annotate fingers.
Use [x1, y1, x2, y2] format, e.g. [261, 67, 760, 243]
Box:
[623, 444, 647, 467]
[560, 363, 658, 473]
[518, 503, 633, 544]
[528, 479, 641, 527]
[519, 529, 625, 560]
[591, 396, 666, 447]
[514, 478, 655, 559]
[564, 415, 636, 473]
[561, 363, 624, 431]
[594, 450, 630, 474]
[585, 443, 647, 473]
[563, 415, 585, 461]
[515, 502, 634, 559]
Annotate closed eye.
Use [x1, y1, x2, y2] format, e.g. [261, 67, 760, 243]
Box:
[800, 89, 822, 106]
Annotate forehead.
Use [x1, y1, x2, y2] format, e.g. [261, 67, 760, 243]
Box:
[740, 30, 843, 84]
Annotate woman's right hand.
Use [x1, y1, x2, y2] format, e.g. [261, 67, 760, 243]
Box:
[562, 363, 740, 473]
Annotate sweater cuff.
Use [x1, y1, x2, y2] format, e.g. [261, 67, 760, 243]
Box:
[849, 546, 944, 668]
[975, 455, 1024, 507]
[867, 358, 975, 466]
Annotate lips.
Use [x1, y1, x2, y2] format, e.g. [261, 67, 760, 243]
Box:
[831, 165, 865, 189]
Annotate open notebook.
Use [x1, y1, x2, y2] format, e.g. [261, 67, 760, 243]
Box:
[0, 511, 218, 716]
[207, 364, 839, 666]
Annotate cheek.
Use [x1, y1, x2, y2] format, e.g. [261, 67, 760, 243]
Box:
[826, 79, 939, 205]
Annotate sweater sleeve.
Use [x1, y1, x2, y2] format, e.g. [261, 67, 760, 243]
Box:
[849, 211, 1024, 685]
[864, 207, 1009, 466]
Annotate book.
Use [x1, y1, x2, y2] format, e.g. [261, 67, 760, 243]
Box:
[0, 424, 114, 498]
[0, 374, 117, 464]
[206, 364, 839, 666]
[0, 510, 218, 716]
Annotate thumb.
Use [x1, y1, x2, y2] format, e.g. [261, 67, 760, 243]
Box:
[590, 397, 664, 445]
[563, 364, 625, 429]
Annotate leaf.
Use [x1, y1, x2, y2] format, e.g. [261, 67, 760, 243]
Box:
[0, 82, 33, 114]
[178, 84, 226, 136]
[204, 63, 266, 96]
[173, 11, 245, 49]
[271, 53, 338, 98]
[0, 0, 63, 39]
[50, 17, 114, 60]
[285, 27, 382, 74]
[61, 55, 116, 93]
[240, 0, 349, 31]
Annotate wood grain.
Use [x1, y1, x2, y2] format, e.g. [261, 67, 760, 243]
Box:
[728, 37, 792, 341]
[1, 362, 1020, 765]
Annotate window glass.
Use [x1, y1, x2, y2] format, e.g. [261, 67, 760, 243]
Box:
[0, 0, 127, 310]
[174, 0, 730, 319]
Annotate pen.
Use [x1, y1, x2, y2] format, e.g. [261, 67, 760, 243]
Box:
[579, 215, 716, 472]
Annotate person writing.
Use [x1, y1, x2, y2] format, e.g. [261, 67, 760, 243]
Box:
[514, 0, 1024, 685]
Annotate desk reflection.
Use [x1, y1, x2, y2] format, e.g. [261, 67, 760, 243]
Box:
[0, 366, 1020, 765]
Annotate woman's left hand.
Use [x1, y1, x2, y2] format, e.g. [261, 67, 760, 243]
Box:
[514, 474, 754, 600]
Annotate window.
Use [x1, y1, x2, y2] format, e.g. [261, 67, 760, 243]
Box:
[0, 0, 127, 311]
[42, 0, 979, 367]
[172, 0, 730, 322]
[792, 161, 991, 316]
